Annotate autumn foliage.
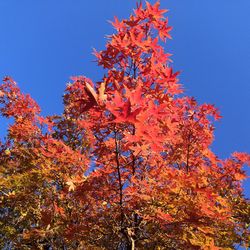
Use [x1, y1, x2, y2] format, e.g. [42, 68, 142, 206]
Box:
[0, 1, 250, 249]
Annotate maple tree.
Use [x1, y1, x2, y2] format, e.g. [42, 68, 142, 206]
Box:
[1, 1, 250, 249]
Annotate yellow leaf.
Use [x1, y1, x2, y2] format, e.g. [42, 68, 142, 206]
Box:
[66, 179, 75, 191]
[98, 81, 107, 103]
[4, 149, 11, 156]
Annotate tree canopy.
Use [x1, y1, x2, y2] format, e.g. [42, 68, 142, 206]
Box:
[0, 1, 249, 249]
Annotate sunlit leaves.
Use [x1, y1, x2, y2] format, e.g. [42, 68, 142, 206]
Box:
[0, 1, 249, 249]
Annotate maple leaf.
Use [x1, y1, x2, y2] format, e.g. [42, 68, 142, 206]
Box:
[111, 99, 142, 123]
[1, 1, 249, 249]
[54, 202, 66, 216]
[155, 208, 173, 222]
[146, 1, 168, 20]
[97, 81, 107, 103]
[0, 90, 4, 97]
[66, 179, 76, 192]
[110, 16, 126, 30]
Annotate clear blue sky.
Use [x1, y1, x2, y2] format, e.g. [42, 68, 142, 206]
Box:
[0, 0, 249, 197]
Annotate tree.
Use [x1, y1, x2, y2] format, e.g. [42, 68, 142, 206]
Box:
[0, 1, 249, 249]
